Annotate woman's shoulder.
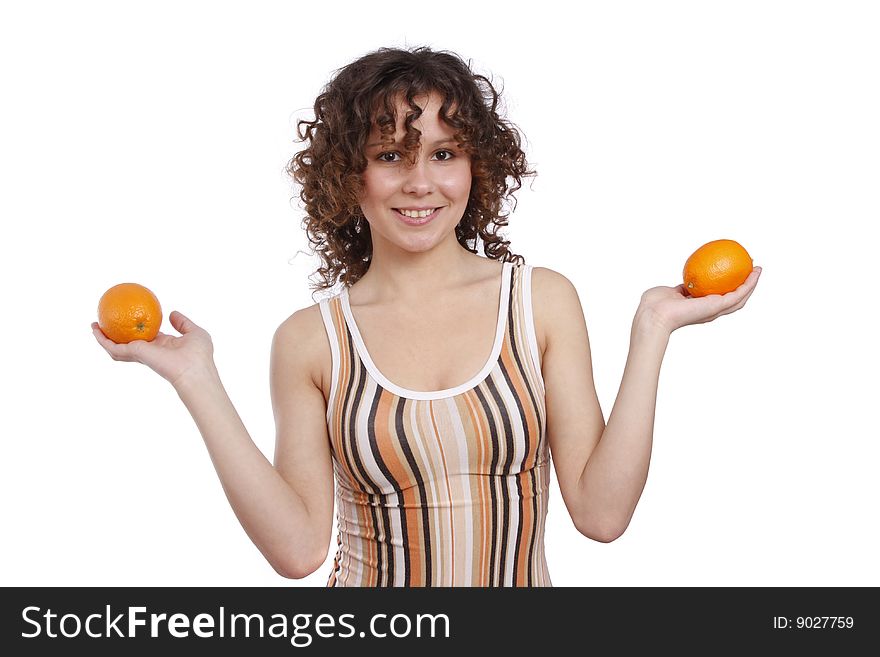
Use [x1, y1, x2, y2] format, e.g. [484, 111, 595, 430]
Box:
[272, 300, 332, 392]
[529, 264, 578, 302]
[527, 265, 585, 356]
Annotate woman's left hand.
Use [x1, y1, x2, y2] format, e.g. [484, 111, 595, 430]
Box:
[636, 266, 762, 335]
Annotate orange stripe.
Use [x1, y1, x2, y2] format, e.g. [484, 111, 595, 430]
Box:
[463, 389, 491, 586]
[374, 391, 423, 586]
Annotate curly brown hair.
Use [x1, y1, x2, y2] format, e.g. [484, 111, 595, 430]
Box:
[286, 46, 536, 294]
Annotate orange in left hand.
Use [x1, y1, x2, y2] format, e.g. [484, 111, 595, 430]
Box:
[683, 239, 754, 297]
[97, 283, 163, 344]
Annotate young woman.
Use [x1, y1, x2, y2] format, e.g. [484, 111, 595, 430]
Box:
[91, 46, 761, 587]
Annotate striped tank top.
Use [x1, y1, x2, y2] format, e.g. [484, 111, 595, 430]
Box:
[318, 260, 551, 586]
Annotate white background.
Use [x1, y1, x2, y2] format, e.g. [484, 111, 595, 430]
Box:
[2, 0, 877, 587]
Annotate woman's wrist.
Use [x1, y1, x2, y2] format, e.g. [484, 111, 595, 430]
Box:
[632, 305, 673, 341]
[172, 361, 221, 396]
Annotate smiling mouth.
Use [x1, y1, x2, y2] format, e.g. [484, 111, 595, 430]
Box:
[393, 207, 443, 224]
[393, 207, 442, 217]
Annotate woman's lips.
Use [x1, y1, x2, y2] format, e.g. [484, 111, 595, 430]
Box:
[393, 207, 441, 226]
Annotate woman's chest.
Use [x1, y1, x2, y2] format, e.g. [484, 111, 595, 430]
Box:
[316, 262, 549, 405]
[328, 380, 547, 493]
[355, 304, 500, 392]
[318, 295, 547, 404]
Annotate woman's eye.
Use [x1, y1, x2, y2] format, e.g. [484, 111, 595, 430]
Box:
[376, 149, 456, 163]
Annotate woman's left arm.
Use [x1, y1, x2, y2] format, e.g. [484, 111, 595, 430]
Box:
[538, 266, 762, 542]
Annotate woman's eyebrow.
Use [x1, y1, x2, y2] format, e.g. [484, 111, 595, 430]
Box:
[366, 138, 457, 148]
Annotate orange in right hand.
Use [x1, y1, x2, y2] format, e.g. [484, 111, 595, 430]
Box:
[682, 239, 754, 297]
[97, 283, 163, 344]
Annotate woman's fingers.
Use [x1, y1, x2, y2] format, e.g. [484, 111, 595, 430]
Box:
[169, 310, 201, 335]
[727, 268, 761, 307]
[92, 323, 129, 360]
[91, 322, 148, 362]
[708, 268, 762, 321]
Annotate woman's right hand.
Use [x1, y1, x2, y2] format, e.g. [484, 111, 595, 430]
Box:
[91, 311, 216, 388]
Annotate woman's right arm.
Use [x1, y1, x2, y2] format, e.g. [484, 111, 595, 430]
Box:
[93, 308, 334, 579]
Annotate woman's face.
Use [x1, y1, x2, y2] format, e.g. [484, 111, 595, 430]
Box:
[359, 92, 472, 254]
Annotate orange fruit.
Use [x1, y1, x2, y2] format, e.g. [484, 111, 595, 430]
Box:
[682, 239, 753, 297]
[97, 283, 163, 343]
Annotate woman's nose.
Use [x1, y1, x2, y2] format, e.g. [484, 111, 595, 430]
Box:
[401, 157, 435, 194]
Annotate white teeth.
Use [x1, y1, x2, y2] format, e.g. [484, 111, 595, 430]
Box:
[397, 208, 437, 218]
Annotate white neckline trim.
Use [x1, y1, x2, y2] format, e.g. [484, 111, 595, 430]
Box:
[340, 261, 512, 400]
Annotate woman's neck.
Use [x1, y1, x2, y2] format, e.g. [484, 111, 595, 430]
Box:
[352, 242, 487, 305]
